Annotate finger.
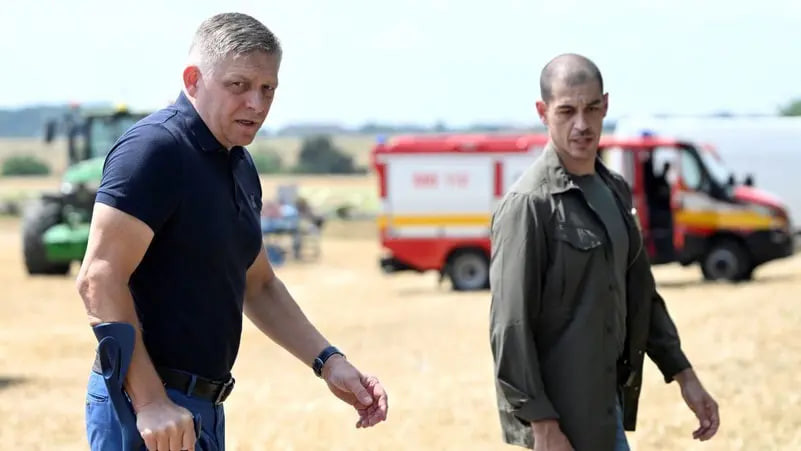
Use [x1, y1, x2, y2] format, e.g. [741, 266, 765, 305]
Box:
[364, 377, 388, 415]
[362, 406, 385, 427]
[182, 422, 197, 450]
[693, 414, 710, 437]
[141, 429, 158, 450]
[365, 389, 388, 425]
[700, 402, 720, 440]
[344, 376, 373, 406]
[157, 430, 171, 451]
[366, 404, 386, 426]
[376, 388, 389, 417]
[169, 420, 187, 451]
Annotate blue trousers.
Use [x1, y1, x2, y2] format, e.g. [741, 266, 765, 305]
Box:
[85, 371, 226, 450]
[615, 399, 631, 451]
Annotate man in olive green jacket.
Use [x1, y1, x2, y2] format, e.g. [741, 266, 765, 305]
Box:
[489, 54, 720, 451]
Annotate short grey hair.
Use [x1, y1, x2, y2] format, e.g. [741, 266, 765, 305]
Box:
[188, 12, 281, 73]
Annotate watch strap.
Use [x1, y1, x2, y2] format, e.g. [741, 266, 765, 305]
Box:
[313, 345, 344, 377]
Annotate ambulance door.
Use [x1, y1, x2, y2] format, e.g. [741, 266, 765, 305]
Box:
[637, 146, 681, 263]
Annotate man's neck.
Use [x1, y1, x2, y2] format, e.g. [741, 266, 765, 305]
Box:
[554, 149, 596, 176]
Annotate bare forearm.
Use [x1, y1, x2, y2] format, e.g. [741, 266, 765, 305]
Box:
[76, 264, 167, 410]
[673, 367, 698, 386]
[244, 276, 329, 366]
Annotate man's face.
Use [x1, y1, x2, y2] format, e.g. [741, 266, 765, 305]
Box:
[536, 79, 608, 164]
[184, 50, 280, 149]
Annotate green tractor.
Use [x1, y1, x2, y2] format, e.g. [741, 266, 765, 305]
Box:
[21, 105, 149, 275]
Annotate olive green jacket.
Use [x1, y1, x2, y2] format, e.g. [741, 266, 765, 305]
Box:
[489, 143, 691, 450]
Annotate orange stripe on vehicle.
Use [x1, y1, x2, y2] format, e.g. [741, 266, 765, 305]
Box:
[377, 214, 490, 228]
[674, 210, 777, 230]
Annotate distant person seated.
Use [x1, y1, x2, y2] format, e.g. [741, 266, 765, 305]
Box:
[260, 200, 299, 234]
[296, 197, 325, 230]
[261, 200, 302, 259]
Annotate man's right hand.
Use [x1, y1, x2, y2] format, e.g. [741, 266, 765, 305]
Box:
[136, 397, 197, 451]
[532, 419, 574, 451]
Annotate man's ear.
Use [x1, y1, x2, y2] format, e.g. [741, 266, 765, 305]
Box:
[535, 100, 549, 126]
[182, 65, 201, 97]
[602, 92, 609, 117]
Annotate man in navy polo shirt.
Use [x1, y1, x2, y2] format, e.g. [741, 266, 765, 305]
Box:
[77, 12, 388, 450]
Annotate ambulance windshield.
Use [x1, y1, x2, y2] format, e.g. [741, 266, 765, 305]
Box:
[698, 149, 733, 187]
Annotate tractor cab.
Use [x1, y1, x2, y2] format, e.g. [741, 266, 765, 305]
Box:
[46, 107, 145, 164]
[22, 104, 150, 275]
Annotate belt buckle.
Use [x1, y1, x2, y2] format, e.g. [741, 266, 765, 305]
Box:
[214, 377, 235, 405]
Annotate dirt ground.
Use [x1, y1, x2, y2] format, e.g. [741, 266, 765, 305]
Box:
[1, 212, 800, 450]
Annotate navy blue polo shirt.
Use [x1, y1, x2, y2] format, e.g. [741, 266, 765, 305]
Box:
[95, 91, 264, 381]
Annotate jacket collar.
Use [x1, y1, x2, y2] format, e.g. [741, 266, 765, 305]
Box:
[541, 140, 617, 193]
[173, 91, 226, 153]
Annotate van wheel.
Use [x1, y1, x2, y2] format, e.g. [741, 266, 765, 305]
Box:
[701, 238, 751, 282]
[448, 250, 489, 291]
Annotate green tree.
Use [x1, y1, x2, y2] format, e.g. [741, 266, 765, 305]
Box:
[2, 155, 50, 176]
[779, 98, 801, 116]
[293, 135, 357, 174]
[249, 147, 283, 174]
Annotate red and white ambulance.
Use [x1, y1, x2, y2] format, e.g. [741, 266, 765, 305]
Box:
[370, 133, 548, 290]
[370, 133, 795, 290]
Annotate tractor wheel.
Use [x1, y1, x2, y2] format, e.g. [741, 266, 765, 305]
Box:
[701, 238, 752, 282]
[448, 249, 489, 291]
[22, 198, 71, 275]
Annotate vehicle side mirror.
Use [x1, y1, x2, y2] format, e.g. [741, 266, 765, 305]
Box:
[744, 174, 754, 186]
[44, 120, 56, 143]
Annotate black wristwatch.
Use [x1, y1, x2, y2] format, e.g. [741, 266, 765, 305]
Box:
[313, 345, 345, 378]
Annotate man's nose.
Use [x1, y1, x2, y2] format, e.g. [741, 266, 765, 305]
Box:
[245, 91, 268, 113]
[574, 113, 589, 131]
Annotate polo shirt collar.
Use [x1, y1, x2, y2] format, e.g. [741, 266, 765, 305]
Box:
[173, 91, 226, 153]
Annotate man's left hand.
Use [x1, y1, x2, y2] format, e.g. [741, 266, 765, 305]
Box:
[322, 355, 389, 428]
[675, 368, 720, 441]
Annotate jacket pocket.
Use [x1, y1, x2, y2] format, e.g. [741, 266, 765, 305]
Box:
[555, 223, 604, 251]
[550, 224, 605, 317]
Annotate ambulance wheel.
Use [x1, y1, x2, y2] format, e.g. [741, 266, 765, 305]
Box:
[701, 238, 751, 282]
[447, 249, 489, 291]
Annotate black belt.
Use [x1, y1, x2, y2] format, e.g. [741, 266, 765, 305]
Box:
[156, 367, 235, 406]
[92, 356, 235, 405]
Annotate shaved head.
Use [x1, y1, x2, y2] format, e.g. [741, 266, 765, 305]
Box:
[539, 53, 603, 103]
[535, 53, 609, 175]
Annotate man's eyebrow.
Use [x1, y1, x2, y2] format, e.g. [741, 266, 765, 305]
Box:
[587, 99, 603, 106]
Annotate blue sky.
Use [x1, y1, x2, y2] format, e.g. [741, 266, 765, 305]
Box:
[2, 0, 799, 131]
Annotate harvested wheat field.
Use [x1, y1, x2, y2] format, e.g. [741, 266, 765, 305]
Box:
[1, 213, 800, 450]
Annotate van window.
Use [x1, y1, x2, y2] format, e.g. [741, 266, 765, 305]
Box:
[650, 147, 677, 181]
[680, 149, 703, 190]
